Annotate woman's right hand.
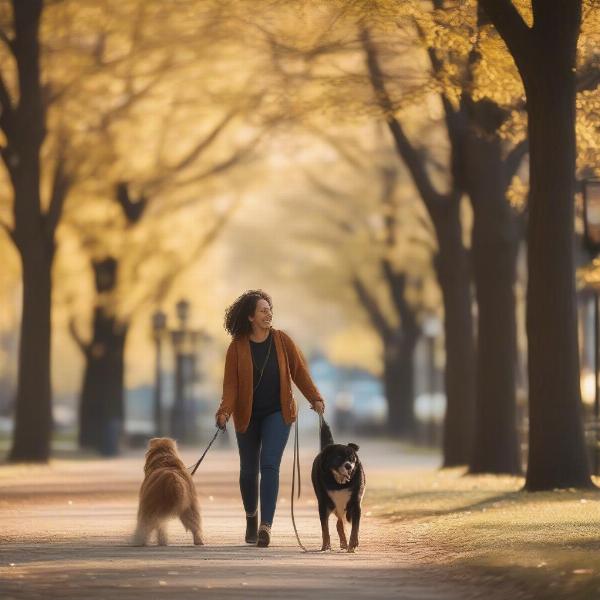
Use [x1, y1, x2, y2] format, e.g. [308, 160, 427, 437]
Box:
[216, 414, 228, 430]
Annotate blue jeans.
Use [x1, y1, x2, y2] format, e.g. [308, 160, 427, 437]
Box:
[235, 410, 291, 526]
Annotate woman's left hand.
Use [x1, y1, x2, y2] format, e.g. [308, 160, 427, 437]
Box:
[312, 400, 324, 415]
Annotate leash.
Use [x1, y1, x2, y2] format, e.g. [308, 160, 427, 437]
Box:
[291, 412, 324, 552]
[189, 426, 223, 476]
[290, 414, 307, 551]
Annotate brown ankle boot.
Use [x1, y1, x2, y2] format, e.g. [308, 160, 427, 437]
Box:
[256, 523, 271, 547]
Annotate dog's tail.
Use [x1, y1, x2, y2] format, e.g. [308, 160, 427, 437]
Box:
[138, 470, 188, 520]
[320, 417, 334, 451]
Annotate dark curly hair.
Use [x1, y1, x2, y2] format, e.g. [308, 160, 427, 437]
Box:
[224, 289, 273, 338]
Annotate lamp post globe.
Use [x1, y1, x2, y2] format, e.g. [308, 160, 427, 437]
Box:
[151, 309, 167, 437]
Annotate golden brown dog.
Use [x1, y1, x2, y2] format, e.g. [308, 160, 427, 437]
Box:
[133, 437, 204, 546]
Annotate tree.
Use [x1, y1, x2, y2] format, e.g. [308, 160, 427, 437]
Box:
[362, 27, 476, 465]
[16, 0, 264, 456]
[410, 5, 527, 473]
[427, 5, 529, 475]
[0, 1, 71, 462]
[464, 92, 525, 475]
[480, 0, 592, 489]
[70, 166, 245, 455]
[307, 159, 428, 437]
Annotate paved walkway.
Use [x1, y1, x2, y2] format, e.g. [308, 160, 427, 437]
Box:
[0, 436, 517, 599]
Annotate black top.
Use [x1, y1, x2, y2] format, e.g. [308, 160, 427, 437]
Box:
[250, 330, 281, 418]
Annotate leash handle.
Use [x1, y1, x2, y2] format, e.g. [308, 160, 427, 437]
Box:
[190, 427, 222, 476]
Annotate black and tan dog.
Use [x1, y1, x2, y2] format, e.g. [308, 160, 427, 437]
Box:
[311, 419, 365, 552]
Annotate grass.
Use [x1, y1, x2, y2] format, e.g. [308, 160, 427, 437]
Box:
[368, 468, 600, 599]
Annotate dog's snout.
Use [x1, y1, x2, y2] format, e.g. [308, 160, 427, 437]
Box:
[344, 462, 352, 471]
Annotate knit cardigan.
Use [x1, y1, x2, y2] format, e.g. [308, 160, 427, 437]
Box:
[216, 328, 324, 433]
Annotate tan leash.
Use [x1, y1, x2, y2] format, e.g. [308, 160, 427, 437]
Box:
[291, 414, 308, 551]
[290, 412, 324, 552]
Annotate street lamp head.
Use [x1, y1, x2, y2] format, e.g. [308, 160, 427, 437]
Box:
[582, 178, 600, 256]
[152, 309, 167, 334]
[176, 299, 190, 326]
[422, 314, 441, 338]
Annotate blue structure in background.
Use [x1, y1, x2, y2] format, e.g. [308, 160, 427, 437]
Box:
[308, 352, 386, 435]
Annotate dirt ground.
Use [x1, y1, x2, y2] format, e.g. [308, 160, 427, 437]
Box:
[0, 436, 537, 599]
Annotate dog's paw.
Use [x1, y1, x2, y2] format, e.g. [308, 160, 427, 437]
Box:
[320, 544, 331, 552]
[193, 537, 205, 546]
[131, 534, 147, 547]
[340, 541, 348, 550]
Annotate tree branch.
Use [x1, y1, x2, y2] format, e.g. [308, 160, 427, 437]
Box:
[407, 233, 437, 255]
[504, 137, 529, 182]
[414, 212, 436, 241]
[361, 26, 445, 213]
[164, 135, 261, 193]
[46, 153, 71, 239]
[479, 0, 531, 75]
[352, 275, 391, 339]
[161, 108, 238, 175]
[131, 198, 242, 314]
[414, 18, 463, 143]
[115, 182, 147, 225]
[0, 71, 14, 135]
[302, 123, 364, 169]
[380, 261, 419, 334]
[0, 218, 15, 244]
[68, 318, 90, 357]
[0, 28, 14, 53]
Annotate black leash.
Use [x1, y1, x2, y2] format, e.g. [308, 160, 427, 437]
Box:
[189, 426, 224, 476]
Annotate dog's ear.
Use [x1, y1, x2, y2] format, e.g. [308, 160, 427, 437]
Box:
[347, 442, 359, 452]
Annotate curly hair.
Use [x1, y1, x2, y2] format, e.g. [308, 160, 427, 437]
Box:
[224, 289, 273, 338]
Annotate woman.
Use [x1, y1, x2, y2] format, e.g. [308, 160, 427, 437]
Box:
[215, 289, 325, 547]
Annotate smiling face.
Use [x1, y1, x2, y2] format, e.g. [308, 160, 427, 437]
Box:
[248, 298, 273, 331]
[327, 443, 360, 485]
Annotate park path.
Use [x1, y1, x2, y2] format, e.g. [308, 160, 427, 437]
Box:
[0, 435, 517, 599]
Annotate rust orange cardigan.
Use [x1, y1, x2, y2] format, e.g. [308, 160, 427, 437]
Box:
[216, 328, 324, 433]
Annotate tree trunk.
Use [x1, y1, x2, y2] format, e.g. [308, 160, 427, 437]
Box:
[471, 225, 521, 474]
[78, 258, 128, 455]
[79, 309, 128, 455]
[466, 116, 522, 475]
[480, 0, 590, 489]
[78, 338, 102, 451]
[361, 27, 477, 466]
[5, 0, 51, 462]
[383, 329, 418, 437]
[433, 205, 477, 466]
[523, 22, 591, 489]
[9, 240, 53, 461]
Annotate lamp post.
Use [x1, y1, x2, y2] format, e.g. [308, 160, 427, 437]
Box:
[422, 314, 441, 446]
[170, 299, 204, 443]
[152, 309, 167, 437]
[582, 177, 600, 474]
